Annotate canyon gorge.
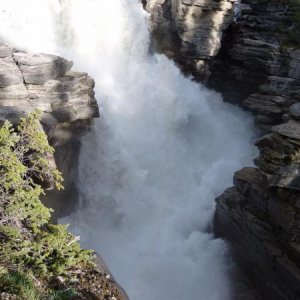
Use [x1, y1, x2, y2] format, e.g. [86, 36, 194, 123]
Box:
[0, 0, 299, 299]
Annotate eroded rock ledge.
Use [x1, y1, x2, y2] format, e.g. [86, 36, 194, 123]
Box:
[209, 0, 300, 128]
[0, 42, 99, 218]
[0, 43, 99, 132]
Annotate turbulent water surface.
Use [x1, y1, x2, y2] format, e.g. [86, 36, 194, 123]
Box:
[0, 1, 257, 299]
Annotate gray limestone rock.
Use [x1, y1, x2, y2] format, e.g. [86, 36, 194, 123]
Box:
[13, 52, 73, 85]
[212, 2, 300, 300]
[0, 45, 99, 135]
[144, 0, 234, 79]
[0, 57, 24, 87]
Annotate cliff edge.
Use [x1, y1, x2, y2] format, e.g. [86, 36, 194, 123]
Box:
[214, 1, 300, 299]
[0, 42, 99, 218]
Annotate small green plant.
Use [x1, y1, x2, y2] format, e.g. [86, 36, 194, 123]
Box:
[0, 271, 41, 300]
[50, 288, 78, 300]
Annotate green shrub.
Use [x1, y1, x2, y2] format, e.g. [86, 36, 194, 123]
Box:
[0, 111, 94, 298]
[0, 111, 63, 229]
[1, 224, 93, 277]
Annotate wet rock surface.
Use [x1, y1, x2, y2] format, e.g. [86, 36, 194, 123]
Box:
[0, 43, 99, 129]
[216, 164, 300, 300]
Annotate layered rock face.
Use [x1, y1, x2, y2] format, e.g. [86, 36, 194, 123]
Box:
[209, 0, 300, 128]
[144, 0, 235, 79]
[0, 42, 99, 135]
[0, 42, 99, 217]
[214, 1, 300, 299]
[215, 123, 300, 300]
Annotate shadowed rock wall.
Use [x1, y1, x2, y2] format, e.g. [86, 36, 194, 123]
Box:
[214, 1, 300, 299]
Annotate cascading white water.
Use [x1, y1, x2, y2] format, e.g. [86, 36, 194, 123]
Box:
[0, 1, 257, 299]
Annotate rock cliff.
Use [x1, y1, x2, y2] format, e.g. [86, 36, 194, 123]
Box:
[144, 0, 235, 80]
[215, 123, 300, 299]
[209, 0, 300, 128]
[145, 0, 300, 299]
[0, 42, 99, 218]
[212, 1, 300, 299]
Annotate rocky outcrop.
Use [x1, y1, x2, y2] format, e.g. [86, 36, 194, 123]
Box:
[209, 0, 300, 130]
[144, 0, 235, 80]
[215, 124, 300, 299]
[0, 42, 99, 218]
[213, 1, 300, 299]
[0, 42, 99, 135]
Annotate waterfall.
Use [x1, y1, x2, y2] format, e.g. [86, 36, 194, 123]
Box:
[0, 1, 257, 299]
